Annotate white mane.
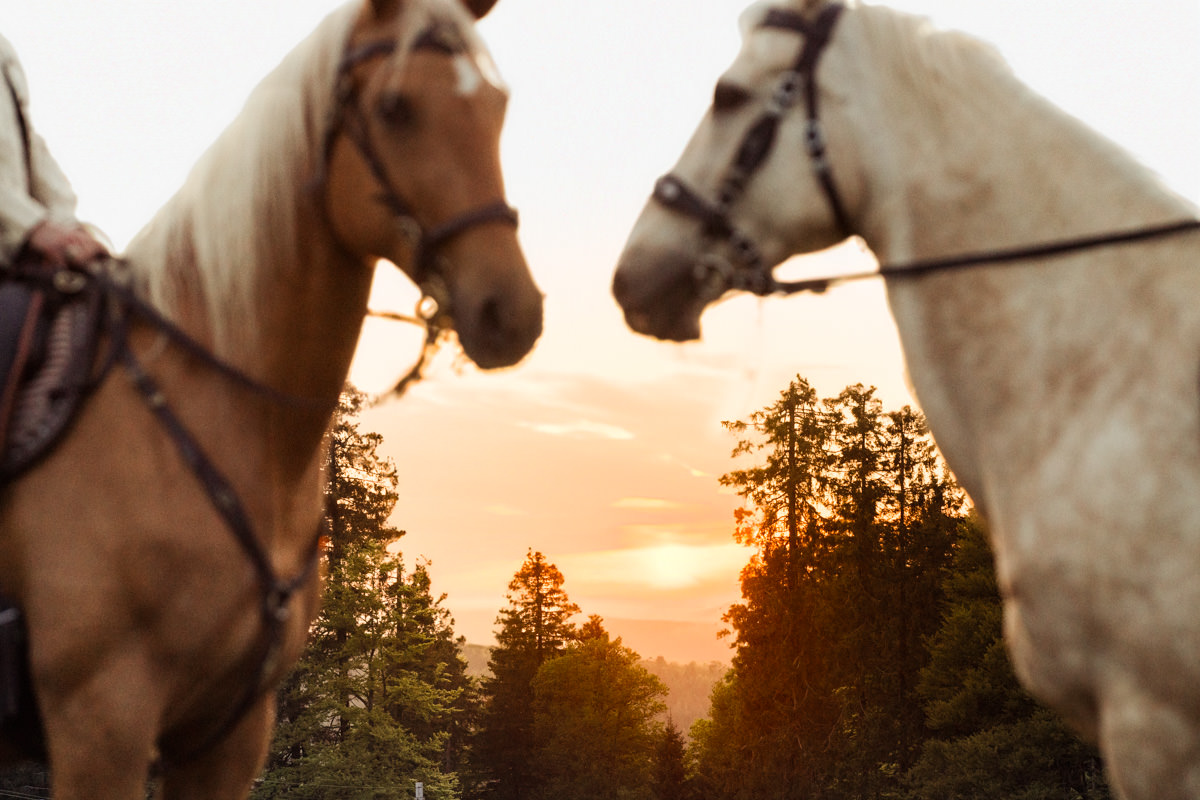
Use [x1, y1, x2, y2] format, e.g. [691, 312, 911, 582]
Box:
[849, 2, 1025, 120]
[841, 0, 1181, 245]
[123, 0, 491, 354]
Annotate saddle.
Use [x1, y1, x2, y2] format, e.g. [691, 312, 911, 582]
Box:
[0, 259, 105, 482]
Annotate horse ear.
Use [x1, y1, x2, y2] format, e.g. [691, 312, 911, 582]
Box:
[461, 0, 500, 19]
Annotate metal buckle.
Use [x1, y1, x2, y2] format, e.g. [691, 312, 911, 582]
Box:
[769, 70, 804, 114]
[52, 269, 88, 294]
[694, 253, 735, 302]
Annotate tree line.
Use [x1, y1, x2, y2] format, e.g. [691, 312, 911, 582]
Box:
[689, 377, 1110, 799]
[249, 390, 670, 800]
[236, 380, 1113, 799]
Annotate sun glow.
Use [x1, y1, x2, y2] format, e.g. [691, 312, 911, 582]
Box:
[637, 543, 721, 589]
[560, 542, 749, 591]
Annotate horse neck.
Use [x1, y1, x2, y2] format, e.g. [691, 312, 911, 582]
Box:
[850, 8, 1191, 264]
[129, 182, 371, 472]
[123, 12, 371, 476]
[844, 7, 1197, 503]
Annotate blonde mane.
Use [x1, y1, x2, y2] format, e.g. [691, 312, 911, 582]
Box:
[123, 0, 491, 355]
[123, 4, 354, 352]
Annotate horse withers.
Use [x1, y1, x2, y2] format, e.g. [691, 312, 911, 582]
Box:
[0, 0, 541, 797]
[613, 2, 1200, 797]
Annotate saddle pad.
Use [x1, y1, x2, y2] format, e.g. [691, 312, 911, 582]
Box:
[0, 283, 44, 449]
[0, 280, 102, 481]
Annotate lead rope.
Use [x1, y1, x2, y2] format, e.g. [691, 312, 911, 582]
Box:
[768, 218, 1200, 296]
[367, 276, 454, 400]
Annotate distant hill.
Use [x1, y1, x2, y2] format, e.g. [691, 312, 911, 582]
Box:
[462, 642, 492, 678]
[460, 633, 729, 735]
[640, 656, 727, 734]
[603, 617, 731, 664]
[450, 609, 731, 665]
[460, 617, 730, 678]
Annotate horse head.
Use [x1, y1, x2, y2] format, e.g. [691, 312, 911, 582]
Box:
[324, 0, 543, 369]
[612, 0, 863, 341]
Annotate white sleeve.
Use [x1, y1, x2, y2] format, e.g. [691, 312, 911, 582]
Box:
[0, 35, 79, 264]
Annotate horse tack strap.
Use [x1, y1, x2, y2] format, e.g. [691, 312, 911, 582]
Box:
[95, 279, 323, 764]
[772, 218, 1200, 295]
[652, 2, 851, 296]
[123, 333, 323, 764]
[762, 3, 851, 236]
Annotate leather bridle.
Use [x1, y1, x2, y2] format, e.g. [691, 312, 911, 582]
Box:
[652, 4, 850, 297]
[650, 2, 1200, 298]
[324, 31, 520, 294]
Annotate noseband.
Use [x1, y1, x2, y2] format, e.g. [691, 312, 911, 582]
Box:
[653, 3, 849, 297]
[325, 32, 519, 292]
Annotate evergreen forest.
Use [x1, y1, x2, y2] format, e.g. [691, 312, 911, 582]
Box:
[0, 380, 1113, 798]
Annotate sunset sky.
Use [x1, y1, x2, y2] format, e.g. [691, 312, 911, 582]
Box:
[6, 0, 1199, 659]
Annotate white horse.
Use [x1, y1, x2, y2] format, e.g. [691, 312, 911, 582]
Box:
[613, 1, 1200, 796]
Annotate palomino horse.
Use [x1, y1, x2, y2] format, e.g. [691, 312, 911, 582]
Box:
[0, 0, 541, 796]
[614, 1, 1200, 797]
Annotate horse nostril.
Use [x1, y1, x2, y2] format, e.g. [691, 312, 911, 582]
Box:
[480, 296, 503, 335]
[460, 292, 542, 370]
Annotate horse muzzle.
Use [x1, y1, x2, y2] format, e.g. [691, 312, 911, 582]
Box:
[612, 247, 707, 343]
[449, 272, 544, 369]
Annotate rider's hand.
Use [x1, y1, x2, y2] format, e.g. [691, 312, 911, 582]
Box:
[25, 220, 108, 269]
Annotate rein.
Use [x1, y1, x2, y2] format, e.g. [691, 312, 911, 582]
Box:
[652, 2, 1200, 298]
[772, 218, 1200, 295]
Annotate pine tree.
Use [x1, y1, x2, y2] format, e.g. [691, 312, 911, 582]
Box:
[696, 376, 963, 798]
[469, 550, 579, 800]
[255, 387, 472, 799]
[821, 388, 961, 794]
[528, 617, 667, 800]
[720, 376, 833, 573]
[687, 672, 742, 800]
[905, 516, 1112, 799]
[650, 720, 693, 800]
[326, 388, 402, 552]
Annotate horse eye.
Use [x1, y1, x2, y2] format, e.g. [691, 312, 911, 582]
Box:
[377, 92, 416, 127]
[713, 82, 752, 113]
